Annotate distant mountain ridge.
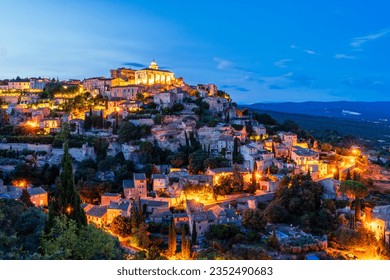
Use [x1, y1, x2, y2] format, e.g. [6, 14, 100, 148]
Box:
[246, 101, 390, 122]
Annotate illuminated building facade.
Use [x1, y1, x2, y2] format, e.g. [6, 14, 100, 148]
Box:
[135, 60, 175, 85]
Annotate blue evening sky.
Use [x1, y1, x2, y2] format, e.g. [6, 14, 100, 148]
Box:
[0, 0, 389, 104]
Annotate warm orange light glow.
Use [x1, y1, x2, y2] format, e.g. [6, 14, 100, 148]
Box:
[25, 121, 39, 128]
[66, 206, 72, 215]
[12, 179, 28, 188]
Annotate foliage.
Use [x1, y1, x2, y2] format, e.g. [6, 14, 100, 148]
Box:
[48, 142, 87, 228]
[0, 200, 46, 259]
[205, 224, 241, 240]
[188, 150, 208, 174]
[339, 180, 368, 199]
[168, 218, 177, 255]
[20, 189, 34, 208]
[130, 222, 150, 249]
[76, 181, 112, 204]
[41, 216, 123, 259]
[110, 216, 132, 238]
[253, 113, 278, 126]
[213, 165, 245, 196]
[75, 159, 97, 181]
[241, 209, 266, 231]
[332, 227, 379, 249]
[117, 122, 151, 143]
[191, 220, 197, 245]
[181, 226, 191, 259]
[204, 156, 230, 169]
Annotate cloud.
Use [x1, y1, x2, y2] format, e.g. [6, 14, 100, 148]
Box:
[351, 28, 390, 48]
[274, 59, 292, 68]
[334, 54, 355, 59]
[290, 44, 318, 55]
[122, 62, 147, 68]
[220, 84, 250, 92]
[214, 57, 233, 70]
[304, 49, 317, 55]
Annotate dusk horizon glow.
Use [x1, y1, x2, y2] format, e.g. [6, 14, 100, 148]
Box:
[1, 0, 389, 103]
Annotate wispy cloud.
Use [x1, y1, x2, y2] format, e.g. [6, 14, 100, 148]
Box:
[304, 49, 317, 55]
[274, 59, 292, 68]
[290, 44, 318, 55]
[214, 57, 233, 70]
[351, 28, 390, 48]
[122, 62, 147, 68]
[334, 54, 355, 60]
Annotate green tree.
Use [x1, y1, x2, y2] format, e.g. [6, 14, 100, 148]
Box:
[48, 142, 87, 228]
[41, 216, 123, 259]
[110, 216, 132, 238]
[191, 220, 197, 245]
[339, 180, 368, 229]
[168, 218, 177, 256]
[20, 188, 34, 208]
[345, 169, 352, 181]
[181, 226, 191, 259]
[241, 209, 266, 231]
[188, 150, 208, 174]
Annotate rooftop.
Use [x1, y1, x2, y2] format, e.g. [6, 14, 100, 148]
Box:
[86, 205, 107, 218]
[123, 179, 135, 189]
[27, 187, 47, 196]
[134, 173, 146, 180]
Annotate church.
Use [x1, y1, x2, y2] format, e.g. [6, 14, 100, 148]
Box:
[134, 60, 175, 85]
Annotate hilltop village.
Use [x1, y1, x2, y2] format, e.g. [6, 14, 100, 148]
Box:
[0, 61, 389, 260]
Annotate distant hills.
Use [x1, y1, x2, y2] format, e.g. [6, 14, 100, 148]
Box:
[243, 101, 390, 142]
[246, 101, 390, 122]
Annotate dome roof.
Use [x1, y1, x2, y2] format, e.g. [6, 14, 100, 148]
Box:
[149, 60, 158, 69]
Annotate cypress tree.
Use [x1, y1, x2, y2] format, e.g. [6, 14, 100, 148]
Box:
[20, 188, 34, 207]
[181, 226, 190, 259]
[271, 142, 276, 156]
[346, 170, 352, 181]
[48, 142, 87, 228]
[191, 220, 197, 245]
[168, 218, 176, 256]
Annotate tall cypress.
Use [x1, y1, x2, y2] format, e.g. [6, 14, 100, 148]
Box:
[168, 218, 176, 256]
[20, 188, 34, 207]
[191, 220, 197, 245]
[346, 170, 352, 181]
[48, 142, 87, 228]
[181, 226, 190, 259]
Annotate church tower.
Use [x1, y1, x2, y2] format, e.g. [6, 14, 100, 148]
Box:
[149, 60, 158, 70]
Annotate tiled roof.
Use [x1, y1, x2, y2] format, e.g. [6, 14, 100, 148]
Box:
[123, 179, 135, 189]
[27, 187, 47, 196]
[152, 174, 167, 180]
[134, 173, 146, 180]
[102, 192, 120, 197]
[108, 201, 130, 211]
[86, 205, 107, 218]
